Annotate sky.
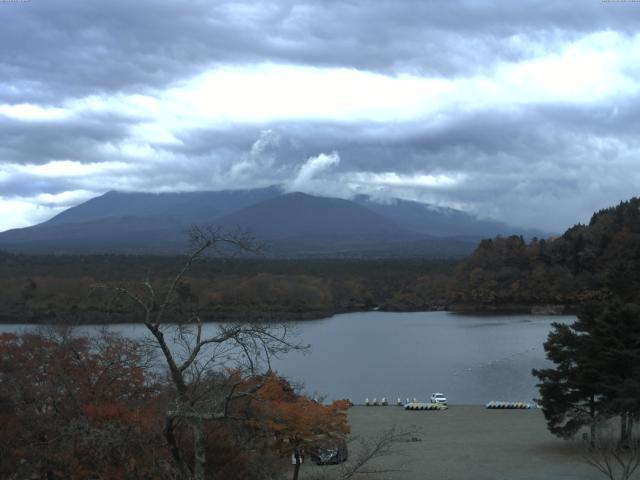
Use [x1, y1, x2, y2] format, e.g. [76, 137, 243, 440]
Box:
[1, 0, 640, 233]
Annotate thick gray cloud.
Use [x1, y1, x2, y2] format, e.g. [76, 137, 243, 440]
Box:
[1, 0, 640, 232]
[0, 113, 134, 165]
[2, 0, 637, 103]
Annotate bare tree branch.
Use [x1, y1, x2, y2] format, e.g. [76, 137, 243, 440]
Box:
[92, 226, 303, 480]
[308, 425, 421, 480]
[580, 424, 640, 480]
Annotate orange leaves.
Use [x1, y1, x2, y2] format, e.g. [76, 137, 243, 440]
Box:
[332, 398, 352, 411]
[82, 403, 137, 424]
[82, 402, 161, 436]
[0, 331, 163, 479]
[249, 374, 351, 455]
[256, 373, 298, 403]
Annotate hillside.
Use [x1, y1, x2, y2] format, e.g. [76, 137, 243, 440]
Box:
[0, 188, 544, 257]
[217, 192, 403, 239]
[42, 187, 281, 227]
[354, 196, 545, 239]
[450, 197, 640, 311]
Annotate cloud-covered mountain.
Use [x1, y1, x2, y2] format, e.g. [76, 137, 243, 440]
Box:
[42, 187, 282, 227]
[1, 1, 639, 234]
[354, 196, 546, 239]
[0, 188, 548, 257]
[217, 193, 403, 239]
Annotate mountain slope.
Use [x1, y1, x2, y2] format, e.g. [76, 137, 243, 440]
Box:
[43, 187, 282, 227]
[212, 192, 463, 256]
[451, 197, 640, 309]
[355, 196, 547, 239]
[0, 188, 542, 257]
[216, 192, 406, 239]
[0, 216, 187, 253]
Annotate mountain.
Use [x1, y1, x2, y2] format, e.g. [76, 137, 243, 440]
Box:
[213, 192, 449, 256]
[0, 187, 283, 254]
[42, 187, 282, 227]
[0, 216, 186, 254]
[217, 193, 404, 239]
[354, 196, 546, 239]
[0, 188, 546, 257]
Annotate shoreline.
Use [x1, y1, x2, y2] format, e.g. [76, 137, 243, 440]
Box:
[0, 304, 575, 325]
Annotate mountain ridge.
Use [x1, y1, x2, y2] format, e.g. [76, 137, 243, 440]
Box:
[0, 188, 548, 257]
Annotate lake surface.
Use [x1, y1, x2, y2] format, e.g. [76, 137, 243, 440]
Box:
[0, 311, 572, 405]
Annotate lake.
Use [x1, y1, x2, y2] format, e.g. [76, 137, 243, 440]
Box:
[0, 311, 572, 405]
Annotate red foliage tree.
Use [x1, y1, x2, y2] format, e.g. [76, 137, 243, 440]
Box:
[0, 331, 164, 479]
[247, 374, 351, 480]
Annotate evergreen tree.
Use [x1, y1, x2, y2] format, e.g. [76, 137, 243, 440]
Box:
[533, 320, 604, 443]
[579, 301, 640, 444]
[534, 300, 640, 444]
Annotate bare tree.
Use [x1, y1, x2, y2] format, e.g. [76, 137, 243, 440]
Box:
[581, 424, 640, 480]
[308, 425, 421, 480]
[96, 226, 303, 480]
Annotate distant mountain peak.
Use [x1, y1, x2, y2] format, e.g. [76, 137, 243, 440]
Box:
[0, 187, 545, 257]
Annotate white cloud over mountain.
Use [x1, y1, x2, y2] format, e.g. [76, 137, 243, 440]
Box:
[1, 1, 640, 232]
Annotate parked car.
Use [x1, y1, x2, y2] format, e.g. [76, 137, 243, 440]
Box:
[310, 438, 348, 465]
[430, 392, 447, 404]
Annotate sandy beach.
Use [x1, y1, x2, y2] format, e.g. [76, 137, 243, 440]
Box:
[297, 405, 616, 480]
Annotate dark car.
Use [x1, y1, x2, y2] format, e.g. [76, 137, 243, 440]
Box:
[310, 438, 348, 465]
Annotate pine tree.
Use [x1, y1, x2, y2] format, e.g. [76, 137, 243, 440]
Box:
[533, 320, 603, 443]
[579, 301, 640, 445]
[534, 300, 640, 445]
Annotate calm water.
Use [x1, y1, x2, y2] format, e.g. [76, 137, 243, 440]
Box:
[0, 311, 572, 405]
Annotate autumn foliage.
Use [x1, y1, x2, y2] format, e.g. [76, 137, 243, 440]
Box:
[0, 332, 351, 480]
[0, 331, 163, 479]
[250, 374, 350, 457]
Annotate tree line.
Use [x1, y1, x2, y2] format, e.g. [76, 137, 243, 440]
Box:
[452, 197, 640, 311]
[0, 253, 455, 324]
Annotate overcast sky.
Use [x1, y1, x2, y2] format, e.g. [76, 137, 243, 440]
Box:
[1, 0, 640, 233]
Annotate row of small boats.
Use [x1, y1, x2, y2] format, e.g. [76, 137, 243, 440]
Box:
[364, 397, 439, 407]
[363, 398, 534, 409]
[404, 402, 448, 410]
[485, 401, 532, 409]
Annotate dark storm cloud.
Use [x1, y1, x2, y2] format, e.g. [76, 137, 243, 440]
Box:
[214, 101, 639, 232]
[182, 101, 631, 177]
[0, 174, 78, 198]
[1, 0, 640, 232]
[1, 0, 636, 104]
[0, 113, 134, 165]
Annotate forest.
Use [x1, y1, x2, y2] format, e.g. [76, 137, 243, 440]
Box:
[3, 197, 640, 324]
[0, 253, 454, 324]
[451, 197, 640, 312]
